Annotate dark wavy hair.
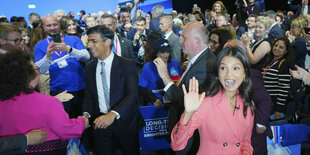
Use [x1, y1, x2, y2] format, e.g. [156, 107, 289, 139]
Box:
[207, 47, 254, 117]
[263, 37, 295, 69]
[143, 31, 163, 63]
[0, 50, 36, 101]
[210, 28, 232, 56]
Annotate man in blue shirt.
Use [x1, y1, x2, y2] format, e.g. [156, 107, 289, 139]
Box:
[34, 15, 90, 118]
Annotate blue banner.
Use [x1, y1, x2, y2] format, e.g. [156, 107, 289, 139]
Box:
[138, 106, 171, 152]
[267, 125, 301, 155]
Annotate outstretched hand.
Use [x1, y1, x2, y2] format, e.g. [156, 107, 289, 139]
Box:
[182, 77, 205, 113]
[182, 77, 205, 125]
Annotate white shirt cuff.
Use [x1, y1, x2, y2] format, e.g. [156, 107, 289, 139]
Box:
[163, 82, 174, 92]
[83, 112, 91, 118]
[256, 123, 266, 128]
[111, 110, 120, 119]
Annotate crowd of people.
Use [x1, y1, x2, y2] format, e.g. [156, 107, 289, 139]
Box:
[0, 0, 310, 154]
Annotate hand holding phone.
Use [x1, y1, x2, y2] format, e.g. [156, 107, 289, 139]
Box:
[52, 33, 61, 43]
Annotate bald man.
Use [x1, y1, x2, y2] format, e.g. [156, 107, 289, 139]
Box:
[154, 22, 216, 154]
[224, 40, 273, 155]
[34, 15, 90, 118]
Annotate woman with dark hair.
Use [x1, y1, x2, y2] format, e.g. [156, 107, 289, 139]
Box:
[171, 47, 255, 154]
[209, 28, 232, 56]
[59, 16, 80, 37]
[30, 19, 46, 51]
[262, 37, 295, 120]
[0, 51, 89, 154]
[139, 38, 183, 108]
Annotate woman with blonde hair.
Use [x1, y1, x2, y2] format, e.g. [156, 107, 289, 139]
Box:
[241, 16, 273, 71]
[286, 16, 307, 68]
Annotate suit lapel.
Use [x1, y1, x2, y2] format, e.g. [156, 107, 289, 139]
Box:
[177, 49, 208, 87]
[89, 59, 100, 111]
[186, 48, 209, 74]
[110, 55, 119, 107]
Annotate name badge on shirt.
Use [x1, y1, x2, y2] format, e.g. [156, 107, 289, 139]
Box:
[57, 59, 68, 68]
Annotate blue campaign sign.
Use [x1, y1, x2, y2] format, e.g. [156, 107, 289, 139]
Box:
[267, 125, 306, 155]
[138, 106, 171, 152]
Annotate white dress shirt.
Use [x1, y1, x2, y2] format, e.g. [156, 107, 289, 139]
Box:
[95, 52, 120, 119]
[163, 47, 208, 92]
[164, 31, 173, 39]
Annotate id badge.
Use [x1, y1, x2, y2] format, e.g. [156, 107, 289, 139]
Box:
[57, 59, 68, 68]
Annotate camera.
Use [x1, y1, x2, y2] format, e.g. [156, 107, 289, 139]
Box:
[139, 34, 147, 41]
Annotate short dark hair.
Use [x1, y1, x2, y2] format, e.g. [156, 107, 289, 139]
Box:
[101, 14, 117, 25]
[248, 14, 257, 19]
[135, 16, 146, 23]
[0, 50, 35, 101]
[28, 12, 40, 21]
[87, 25, 115, 48]
[80, 10, 86, 15]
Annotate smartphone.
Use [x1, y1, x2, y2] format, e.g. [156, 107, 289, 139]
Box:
[304, 27, 310, 35]
[193, 4, 198, 8]
[52, 33, 61, 43]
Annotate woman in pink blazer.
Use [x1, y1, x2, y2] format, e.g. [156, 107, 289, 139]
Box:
[0, 51, 89, 154]
[171, 47, 255, 155]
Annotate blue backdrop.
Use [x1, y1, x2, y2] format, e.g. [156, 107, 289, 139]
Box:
[0, 0, 172, 22]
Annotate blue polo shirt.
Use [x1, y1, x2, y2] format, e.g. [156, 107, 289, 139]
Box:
[34, 35, 87, 92]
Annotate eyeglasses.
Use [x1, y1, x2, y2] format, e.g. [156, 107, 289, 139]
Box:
[6, 38, 23, 45]
[209, 39, 219, 45]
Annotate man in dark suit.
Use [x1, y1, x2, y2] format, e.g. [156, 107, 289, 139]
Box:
[0, 130, 47, 154]
[288, 0, 310, 17]
[27, 12, 40, 33]
[224, 40, 273, 155]
[100, 14, 134, 60]
[264, 10, 285, 41]
[126, 16, 150, 52]
[149, 5, 164, 32]
[84, 25, 141, 155]
[154, 21, 216, 154]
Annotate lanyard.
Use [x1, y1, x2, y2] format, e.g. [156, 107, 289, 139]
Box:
[263, 60, 278, 78]
[115, 38, 118, 54]
[47, 35, 65, 58]
[246, 6, 254, 16]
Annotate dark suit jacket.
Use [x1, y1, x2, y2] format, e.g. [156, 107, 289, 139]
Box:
[126, 29, 150, 52]
[250, 69, 273, 155]
[126, 29, 150, 41]
[165, 48, 217, 131]
[268, 24, 285, 41]
[0, 135, 27, 154]
[117, 34, 135, 60]
[149, 15, 162, 32]
[149, 15, 182, 36]
[84, 55, 142, 134]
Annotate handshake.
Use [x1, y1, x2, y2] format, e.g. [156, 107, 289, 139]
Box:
[79, 114, 91, 129]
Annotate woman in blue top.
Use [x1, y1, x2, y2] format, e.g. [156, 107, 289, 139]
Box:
[139, 38, 182, 108]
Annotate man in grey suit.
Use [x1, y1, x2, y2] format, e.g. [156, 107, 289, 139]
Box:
[154, 21, 216, 154]
[160, 15, 182, 62]
[100, 14, 134, 60]
[0, 130, 47, 154]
